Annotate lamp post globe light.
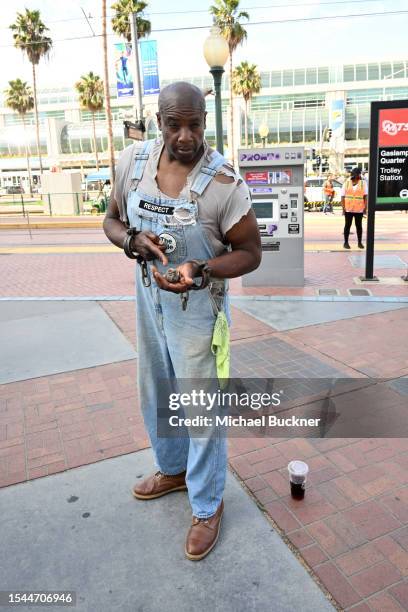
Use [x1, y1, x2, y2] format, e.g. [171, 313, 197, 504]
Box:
[203, 26, 229, 154]
[259, 123, 269, 147]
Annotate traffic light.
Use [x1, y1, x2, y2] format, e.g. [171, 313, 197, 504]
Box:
[327, 128, 333, 140]
[315, 156, 321, 166]
[311, 148, 316, 159]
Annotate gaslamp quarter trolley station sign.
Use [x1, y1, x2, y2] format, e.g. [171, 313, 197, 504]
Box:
[364, 100, 408, 280]
[371, 101, 408, 209]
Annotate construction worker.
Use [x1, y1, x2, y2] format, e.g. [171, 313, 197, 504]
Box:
[341, 167, 367, 249]
[323, 175, 335, 214]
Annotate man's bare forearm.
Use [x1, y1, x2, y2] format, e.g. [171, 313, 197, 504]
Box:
[103, 215, 127, 250]
[206, 249, 261, 279]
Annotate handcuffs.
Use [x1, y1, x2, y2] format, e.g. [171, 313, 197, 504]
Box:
[123, 228, 210, 310]
[123, 227, 151, 287]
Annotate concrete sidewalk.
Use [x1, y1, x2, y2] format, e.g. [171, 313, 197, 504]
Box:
[1, 449, 334, 612]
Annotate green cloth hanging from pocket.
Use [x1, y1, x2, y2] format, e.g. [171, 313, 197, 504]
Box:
[211, 310, 230, 381]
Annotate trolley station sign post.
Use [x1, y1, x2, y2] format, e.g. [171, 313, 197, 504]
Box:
[363, 99, 408, 280]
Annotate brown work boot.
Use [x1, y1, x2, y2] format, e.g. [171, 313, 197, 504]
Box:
[185, 500, 224, 561]
[132, 470, 187, 500]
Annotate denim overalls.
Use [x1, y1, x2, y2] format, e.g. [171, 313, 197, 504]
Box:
[127, 139, 230, 518]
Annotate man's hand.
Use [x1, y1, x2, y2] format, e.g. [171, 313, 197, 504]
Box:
[151, 261, 199, 294]
[133, 231, 168, 265]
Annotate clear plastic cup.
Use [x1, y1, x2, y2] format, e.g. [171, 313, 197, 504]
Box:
[288, 460, 309, 499]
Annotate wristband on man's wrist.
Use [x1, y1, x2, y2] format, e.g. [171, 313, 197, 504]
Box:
[123, 227, 141, 259]
[188, 259, 212, 290]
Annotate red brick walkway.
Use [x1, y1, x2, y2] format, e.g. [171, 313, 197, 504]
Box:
[0, 305, 273, 488]
[1, 301, 407, 610]
[0, 250, 407, 298]
[228, 307, 408, 612]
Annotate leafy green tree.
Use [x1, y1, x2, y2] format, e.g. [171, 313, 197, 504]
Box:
[75, 72, 105, 171]
[4, 79, 34, 195]
[10, 9, 52, 174]
[232, 61, 261, 146]
[111, 0, 151, 42]
[210, 0, 249, 163]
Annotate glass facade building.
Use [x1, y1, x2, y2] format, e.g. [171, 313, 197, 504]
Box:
[0, 59, 407, 176]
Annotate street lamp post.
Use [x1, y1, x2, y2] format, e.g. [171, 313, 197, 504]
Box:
[259, 123, 269, 147]
[203, 26, 229, 154]
[130, 11, 143, 126]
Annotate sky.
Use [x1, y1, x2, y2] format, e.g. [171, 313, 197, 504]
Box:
[0, 0, 407, 91]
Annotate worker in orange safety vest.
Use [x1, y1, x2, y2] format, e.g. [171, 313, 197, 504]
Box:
[323, 175, 335, 214]
[341, 167, 367, 249]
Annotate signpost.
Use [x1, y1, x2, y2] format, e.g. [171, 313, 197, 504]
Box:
[363, 100, 408, 280]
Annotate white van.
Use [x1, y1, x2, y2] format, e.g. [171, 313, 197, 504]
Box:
[304, 177, 342, 210]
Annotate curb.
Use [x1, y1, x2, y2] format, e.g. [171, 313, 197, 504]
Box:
[0, 218, 104, 230]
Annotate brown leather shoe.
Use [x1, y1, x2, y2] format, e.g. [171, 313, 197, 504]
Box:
[132, 470, 187, 500]
[185, 500, 224, 561]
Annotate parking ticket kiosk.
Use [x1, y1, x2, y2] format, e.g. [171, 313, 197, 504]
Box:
[238, 146, 305, 287]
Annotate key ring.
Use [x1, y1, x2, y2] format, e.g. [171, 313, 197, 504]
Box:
[138, 257, 151, 287]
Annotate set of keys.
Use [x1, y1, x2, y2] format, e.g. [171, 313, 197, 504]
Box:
[164, 268, 189, 310]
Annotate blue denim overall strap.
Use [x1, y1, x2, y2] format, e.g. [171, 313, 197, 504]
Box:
[131, 139, 155, 182]
[190, 149, 226, 196]
[127, 146, 229, 518]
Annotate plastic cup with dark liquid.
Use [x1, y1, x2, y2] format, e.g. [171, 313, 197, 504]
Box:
[287, 460, 309, 500]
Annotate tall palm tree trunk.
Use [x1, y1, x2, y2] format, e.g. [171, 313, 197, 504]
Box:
[102, 0, 115, 184]
[229, 53, 235, 166]
[244, 98, 248, 147]
[91, 112, 100, 171]
[21, 115, 33, 197]
[31, 63, 43, 174]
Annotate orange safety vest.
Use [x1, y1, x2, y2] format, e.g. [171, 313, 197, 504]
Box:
[323, 181, 335, 196]
[344, 179, 366, 212]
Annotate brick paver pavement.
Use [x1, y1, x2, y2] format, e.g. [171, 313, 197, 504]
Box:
[0, 250, 407, 298]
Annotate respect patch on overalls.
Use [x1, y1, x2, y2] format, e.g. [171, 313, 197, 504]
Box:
[139, 199, 175, 215]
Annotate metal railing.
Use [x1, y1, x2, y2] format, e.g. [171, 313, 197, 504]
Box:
[0, 191, 109, 216]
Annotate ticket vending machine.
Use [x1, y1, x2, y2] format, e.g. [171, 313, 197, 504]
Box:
[238, 146, 304, 287]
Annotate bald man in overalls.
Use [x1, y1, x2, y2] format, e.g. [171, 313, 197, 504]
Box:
[104, 82, 261, 560]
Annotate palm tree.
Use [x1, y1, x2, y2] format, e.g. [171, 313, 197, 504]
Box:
[75, 72, 104, 171]
[102, 0, 115, 183]
[10, 9, 52, 175]
[111, 0, 151, 42]
[232, 61, 261, 147]
[111, 0, 151, 125]
[209, 0, 249, 164]
[4, 79, 34, 195]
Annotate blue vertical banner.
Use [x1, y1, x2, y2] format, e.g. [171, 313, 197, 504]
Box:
[329, 99, 345, 137]
[114, 42, 134, 97]
[140, 40, 160, 95]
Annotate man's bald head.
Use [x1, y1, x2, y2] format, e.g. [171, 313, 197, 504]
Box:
[158, 82, 206, 114]
[156, 81, 207, 165]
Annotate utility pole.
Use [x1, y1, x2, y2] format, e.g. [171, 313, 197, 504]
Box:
[130, 12, 143, 125]
[102, 0, 115, 184]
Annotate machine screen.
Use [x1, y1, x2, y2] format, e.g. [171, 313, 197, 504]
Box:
[252, 201, 274, 219]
